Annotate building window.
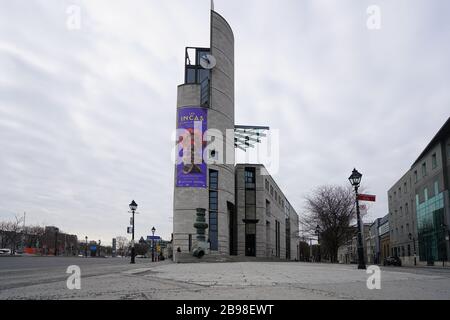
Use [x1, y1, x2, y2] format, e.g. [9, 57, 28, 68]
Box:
[209, 170, 219, 251]
[275, 220, 280, 258]
[405, 203, 409, 215]
[265, 179, 269, 191]
[270, 185, 274, 197]
[245, 167, 256, 220]
[422, 162, 427, 177]
[432, 153, 437, 169]
[414, 170, 418, 183]
[404, 182, 407, 193]
[266, 200, 271, 216]
[245, 168, 255, 189]
[400, 206, 403, 216]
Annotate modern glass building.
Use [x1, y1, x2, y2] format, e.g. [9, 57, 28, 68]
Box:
[416, 182, 446, 262]
[388, 117, 450, 266]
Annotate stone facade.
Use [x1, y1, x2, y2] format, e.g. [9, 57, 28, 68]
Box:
[235, 164, 299, 260]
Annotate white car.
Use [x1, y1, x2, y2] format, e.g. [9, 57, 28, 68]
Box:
[0, 249, 12, 255]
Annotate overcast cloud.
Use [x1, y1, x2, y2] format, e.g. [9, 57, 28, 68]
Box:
[1, 0, 449, 244]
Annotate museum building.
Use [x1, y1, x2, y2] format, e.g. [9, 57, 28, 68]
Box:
[173, 9, 299, 260]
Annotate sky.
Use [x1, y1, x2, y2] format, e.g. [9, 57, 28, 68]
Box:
[1, 0, 449, 245]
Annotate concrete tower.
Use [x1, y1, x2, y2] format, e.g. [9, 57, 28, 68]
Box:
[173, 9, 235, 256]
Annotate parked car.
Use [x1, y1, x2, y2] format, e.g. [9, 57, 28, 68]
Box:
[0, 249, 12, 255]
[383, 256, 402, 266]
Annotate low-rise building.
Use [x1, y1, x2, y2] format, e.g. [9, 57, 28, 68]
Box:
[366, 218, 381, 264]
[235, 164, 300, 260]
[338, 223, 371, 264]
[379, 214, 390, 262]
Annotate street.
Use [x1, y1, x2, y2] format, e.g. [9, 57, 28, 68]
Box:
[1, 257, 450, 300]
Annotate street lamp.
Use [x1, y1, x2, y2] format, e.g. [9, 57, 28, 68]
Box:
[348, 168, 366, 270]
[151, 226, 156, 262]
[98, 240, 101, 257]
[315, 225, 321, 263]
[85, 236, 88, 258]
[408, 233, 417, 266]
[129, 200, 138, 264]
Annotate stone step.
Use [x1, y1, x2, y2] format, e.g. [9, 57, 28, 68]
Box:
[174, 253, 290, 264]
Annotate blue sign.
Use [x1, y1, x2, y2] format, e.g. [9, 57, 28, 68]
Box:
[90, 245, 97, 251]
[147, 236, 161, 241]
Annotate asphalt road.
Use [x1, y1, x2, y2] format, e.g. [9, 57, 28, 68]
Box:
[1, 257, 450, 300]
[0, 256, 156, 292]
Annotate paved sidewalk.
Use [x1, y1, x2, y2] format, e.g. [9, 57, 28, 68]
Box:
[1, 258, 450, 300]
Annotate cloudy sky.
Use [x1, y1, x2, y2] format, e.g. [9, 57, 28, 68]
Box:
[1, 0, 449, 244]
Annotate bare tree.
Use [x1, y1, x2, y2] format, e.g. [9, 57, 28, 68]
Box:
[116, 236, 128, 256]
[302, 185, 365, 263]
[0, 215, 24, 253]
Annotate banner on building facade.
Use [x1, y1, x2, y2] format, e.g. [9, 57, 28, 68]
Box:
[176, 107, 207, 188]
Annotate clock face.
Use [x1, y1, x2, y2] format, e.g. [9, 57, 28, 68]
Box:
[199, 54, 216, 69]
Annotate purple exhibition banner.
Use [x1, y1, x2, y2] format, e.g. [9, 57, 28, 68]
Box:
[176, 107, 207, 188]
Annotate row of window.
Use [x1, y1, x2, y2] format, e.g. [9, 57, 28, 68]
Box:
[390, 152, 441, 201]
[413, 152, 438, 183]
[391, 202, 410, 218]
[265, 178, 285, 210]
[391, 222, 413, 238]
[209, 170, 219, 251]
[392, 245, 412, 258]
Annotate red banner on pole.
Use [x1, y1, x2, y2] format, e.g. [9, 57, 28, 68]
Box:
[358, 194, 376, 202]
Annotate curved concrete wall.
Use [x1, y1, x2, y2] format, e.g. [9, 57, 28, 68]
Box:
[208, 11, 235, 254]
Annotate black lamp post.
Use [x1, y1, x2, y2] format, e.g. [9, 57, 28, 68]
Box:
[408, 233, 417, 266]
[151, 226, 156, 262]
[315, 225, 321, 263]
[98, 240, 101, 257]
[129, 200, 137, 264]
[85, 236, 88, 258]
[349, 168, 366, 270]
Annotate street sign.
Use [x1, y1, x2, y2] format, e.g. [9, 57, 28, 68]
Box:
[90, 245, 97, 251]
[147, 236, 161, 241]
[358, 194, 376, 202]
[127, 226, 133, 234]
